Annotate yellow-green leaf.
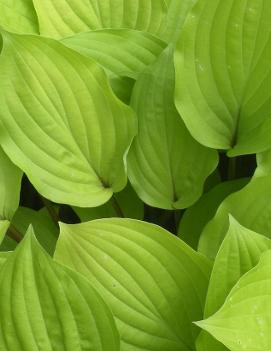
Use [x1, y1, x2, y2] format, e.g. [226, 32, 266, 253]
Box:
[0, 32, 136, 207]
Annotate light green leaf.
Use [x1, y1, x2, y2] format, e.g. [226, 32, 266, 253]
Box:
[0, 32, 136, 207]
[62, 29, 166, 79]
[205, 216, 271, 316]
[179, 179, 248, 249]
[197, 217, 271, 351]
[175, 0, 271, 155]
[197, 250, 271, 351]
[61, 29, 166, 103]
[159, 0, 197, 43]
[0, 220, 9, 246]
[0, 251, 10, 267]
[0, 0, 38, 34]
[0, 227, 120, 351]
[12, 206, 58, 255]
[199, 175, 271, 259]
[74, 183, 144, 221]
[55, 218, 211, 351]
[128, 46, 218, 209]
[254, 149, 271, 178]
[0, 147, 22, 220]
[33, 0, 167, 39]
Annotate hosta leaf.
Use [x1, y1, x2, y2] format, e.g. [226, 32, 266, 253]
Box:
[197, 250, 271, 351]
[175, 0, 271, 155]
[0, 235, 16, 251]
[0, 32, 136, 207]
[199, 175, 271, 259]
[0, 224, 17, 252]
[0, 227, 120, 351]
[74, 183, 144, 221]
[0, 0, 38, 34]
[0, 147, 22, 220]
[128, 46, 217, 209]
[33, 0, 167, 39]
[179, 179, 248, 249]
[159, 0, 196, 43]
[197, 217, 271, 351]
[0, 220, 9, 246]
[205, 217, 271, 315]
[109, 76, 134, 104]
[254, 149, 271, 178]
[12, 206, 58, 255]
[62, 29, 166, 79]
[0, 251, 10, 267]
[204, 170, 221, 192]
[55, 218, 211, 351]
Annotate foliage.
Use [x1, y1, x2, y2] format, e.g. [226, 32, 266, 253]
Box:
[0, 0, 270, 350]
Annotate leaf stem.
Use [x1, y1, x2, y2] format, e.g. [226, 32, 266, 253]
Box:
[228, 157, 237, 180]
[41, 196, 59, 227]
[111, 195, 124, 217]
[7, 224, 23, 243]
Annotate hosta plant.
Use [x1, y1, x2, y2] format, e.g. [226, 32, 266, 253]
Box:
[0, 0, 271, 350]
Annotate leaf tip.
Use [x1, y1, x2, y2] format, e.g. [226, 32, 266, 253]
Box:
[193, 319, 205, 329]
[193, 318, 212, 333]
[59, 222, 74, 240]
[228, 213, 238, 225]
[23, 225, 41, 248]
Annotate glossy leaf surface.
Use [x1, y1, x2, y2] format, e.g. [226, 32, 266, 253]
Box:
[0, 32, 136, 207]
[175, 0, 271, 155]
[33, 0, 167, 39]
[197, 217, 271, 351]
[159, 0, 196, 43]
[0, 228, 120, 351]
[199, 176, 271, 259]
[62, 29, 166, 79]
[197, 250, 271, 350]
[55, 218, 211, 351]
[128, 46, 217, 209]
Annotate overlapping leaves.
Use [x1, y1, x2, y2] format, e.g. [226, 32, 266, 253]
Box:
[175, 0, 271, 155]
[0, 31, 136, 207]
[0, 227, 120, 351]
[199, 175, 271, 259]
[0, 0, 271, 350]
[55, 219, 211, 351]
[198, 250, 271, 350]
[196, 217, 271, 350]
[32, 0, 167, 39]
[128, 46, 217, 209]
